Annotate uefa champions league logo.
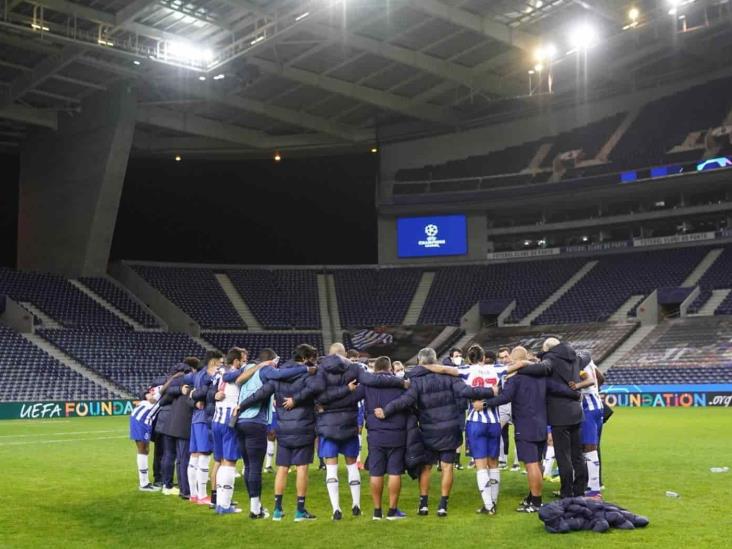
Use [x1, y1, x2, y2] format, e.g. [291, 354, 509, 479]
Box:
[418, 223, 447, 249]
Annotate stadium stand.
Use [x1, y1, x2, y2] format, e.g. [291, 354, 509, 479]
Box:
[393, 76, 732, 193]
[419, 259, 587, 326]
[535, 247, 709, 324]
[132, 265, 243, 329]
[467, 323, 638, 364]
[0, 325, 113, 401]
[333, 268, 422, 328]
[226, 269, 320, 329]
[202, 332, 324, 360]
[40, 329, 205, 396]
[611, 317, 732, 369]
[610, 76, 732, 170]
[78, 277, 159, 328]
[0, 268, 126, 329]
[539, 113, 627, 169]
[687, 247, 732, 314]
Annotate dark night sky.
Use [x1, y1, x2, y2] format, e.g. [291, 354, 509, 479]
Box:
[0, 152, 378, 268]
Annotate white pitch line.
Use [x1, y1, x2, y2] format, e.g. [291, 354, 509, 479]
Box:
[0, 429, 124, 439]
[0, 435, 127, 447]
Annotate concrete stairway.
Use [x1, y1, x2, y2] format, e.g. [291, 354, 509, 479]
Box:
[69, 279, 143, 330]
[519, 261, 598, 325]
[317, 274, 335, 348]
[214, 273, 261, 330]
[18, 302, 62, 329]
[193, 335, 220, 352]
[522, 143, 553, 172]
[23, 333, 133, 398]
[439, 331, 476, 361]
[104, 276, 168, 329]
[326, 274, 343, 343]
[693, 289, 732, 316]
[682, 248, 724, 287]
[403, 272, 435, 325]
[609, 294, 645, 322]
[408, 326, 459, 364]
[596, 108, 640, 161]
[598, 324, 656, 371]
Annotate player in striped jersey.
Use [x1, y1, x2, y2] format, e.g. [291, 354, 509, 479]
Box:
[464, 345, 502, 515]
[211, 347, 245, 514]
[129, 386, 161, 492]
[571, 351, 604, 497]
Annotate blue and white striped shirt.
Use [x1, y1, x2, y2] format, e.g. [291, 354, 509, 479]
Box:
[466, 363, 501, 424]
[581, 362, 603, 411]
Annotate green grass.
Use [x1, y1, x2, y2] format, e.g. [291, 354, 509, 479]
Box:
[0, 408, 730, 548]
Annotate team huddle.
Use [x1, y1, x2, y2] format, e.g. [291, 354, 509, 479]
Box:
[129, 337, 607, 521]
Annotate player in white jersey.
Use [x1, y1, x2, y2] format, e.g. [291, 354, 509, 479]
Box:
[464, 345, 502, 514]
[570, 351, 604, 497]
[129, 385, 161, 492]
[211, 347, 246, 514]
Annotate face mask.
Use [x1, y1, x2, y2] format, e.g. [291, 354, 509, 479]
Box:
[395, 371, 405, 378]
[452, 356, 463, 366]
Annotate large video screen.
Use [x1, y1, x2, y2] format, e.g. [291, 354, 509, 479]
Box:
[397, 215, 468, 258]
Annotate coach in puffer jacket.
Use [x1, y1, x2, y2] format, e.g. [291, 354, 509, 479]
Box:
[238, 358, 321, 449]
[305, 354, 407, 441]
[381, 363, 496, 454]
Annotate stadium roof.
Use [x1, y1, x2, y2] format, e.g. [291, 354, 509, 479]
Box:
[0, 0, 731, 157]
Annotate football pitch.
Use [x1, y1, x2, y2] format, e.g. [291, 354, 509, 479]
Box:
[0, 408, 729, 548]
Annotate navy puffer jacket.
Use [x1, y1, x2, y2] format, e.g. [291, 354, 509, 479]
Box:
[238, 360, 320, 448]
[383, 366, 495, 451]
[305, 355, 405, 441]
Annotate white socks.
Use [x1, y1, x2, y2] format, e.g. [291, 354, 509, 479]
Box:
[584, 451, 601, 493]
[489, 468, 500, 503]
[543, 446, 556, 477]
[250, 496, 261, 515]
[477, 469, 493, 510]
[326, 464, 340, 512]
[136, 454, 149, 488]
[499, 437, 507, 464]
[216, 465, 235, 509]
[347, 462, 361, 509]
[265, 440, 275, 469]
[197, 455, 210, 499]
[188, 460, 199, 499]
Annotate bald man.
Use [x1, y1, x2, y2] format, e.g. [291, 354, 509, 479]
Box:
[513, 338, 586, 498]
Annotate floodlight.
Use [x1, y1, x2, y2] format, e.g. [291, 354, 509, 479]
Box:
[568, 23, 598, 51]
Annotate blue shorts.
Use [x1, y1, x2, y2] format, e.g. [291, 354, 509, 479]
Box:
[189, 423, 213, 454]
[367, 445, 404, 477]
[318, 436, 360, 459]
[268, 411, 278, 433]
[276, 444, 314, 467]
[212, 422, 240, 462]
[516, 439, 546, 464]
[357, 405, 365, 428]
[581, 408, 604, 445]
[466, 421, 501, 460]
[129, 418, 151, 442]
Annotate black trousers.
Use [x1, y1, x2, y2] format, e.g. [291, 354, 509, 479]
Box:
[236, 422, 268, 499]
[551, 423, 588, 498]
[152, 432, 163, 484]
[176, 437, 191, 496]
[161, 435, 177, 489]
